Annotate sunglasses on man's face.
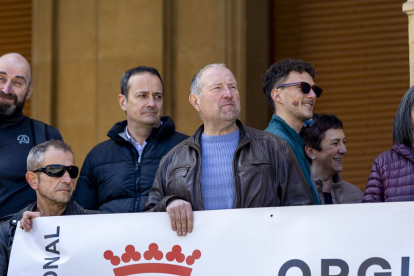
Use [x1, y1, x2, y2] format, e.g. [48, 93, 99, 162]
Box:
[277, 82, 323, 98]
[33, 164, 79, 179]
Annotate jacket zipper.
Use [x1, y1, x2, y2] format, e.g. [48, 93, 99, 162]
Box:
[135, 139, 152, 175]
[170, 166, 190, 177]
[231, 139, 251, 208]
[131, 142, 147, 211]
[186, 142, 204, 210]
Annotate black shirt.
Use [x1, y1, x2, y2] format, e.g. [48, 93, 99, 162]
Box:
[0, 113, 62, 219]
[323, 192, 334, 204]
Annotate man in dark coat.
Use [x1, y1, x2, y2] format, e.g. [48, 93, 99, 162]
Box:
[0, 140, 99, 276]
[0, 53, 63, 220]
[73, 66, 188, 213]
[146, 64, 313, 237]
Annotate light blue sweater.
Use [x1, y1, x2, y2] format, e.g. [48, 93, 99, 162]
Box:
[200, 129, 239, 210]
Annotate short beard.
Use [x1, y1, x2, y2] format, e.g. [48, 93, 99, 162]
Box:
[0, 91, 27, 117]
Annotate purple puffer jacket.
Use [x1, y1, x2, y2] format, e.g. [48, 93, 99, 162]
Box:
[363, 144, 414, 202]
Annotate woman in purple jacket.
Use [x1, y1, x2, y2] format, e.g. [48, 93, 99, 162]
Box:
[363, 86, 414, 202]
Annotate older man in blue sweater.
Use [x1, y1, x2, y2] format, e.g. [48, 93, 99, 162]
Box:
[146, 63, 314, 236]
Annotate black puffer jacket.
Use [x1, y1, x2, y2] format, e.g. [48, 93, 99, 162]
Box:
[73, 116, 188, 213]
[0, 200, 99, 276]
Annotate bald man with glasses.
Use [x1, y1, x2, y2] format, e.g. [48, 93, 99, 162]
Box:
[0, 140, 100, 276]
[262, 58, 323, 205]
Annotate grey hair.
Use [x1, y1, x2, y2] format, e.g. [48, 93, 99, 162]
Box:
[190, 63, 231, 96]
[27, 140, 74, 172]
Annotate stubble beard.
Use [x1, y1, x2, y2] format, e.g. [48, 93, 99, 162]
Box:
[290, 105, 313, 123]
[38, 182, 72, 206]
[0, 91, 27, 117]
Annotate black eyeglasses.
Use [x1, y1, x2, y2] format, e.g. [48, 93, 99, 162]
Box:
[33, 164, 79, 179]
[277, 82, 323, 98]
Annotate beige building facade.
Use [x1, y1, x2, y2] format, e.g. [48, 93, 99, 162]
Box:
[30, 0, 271, 167]
[1, 0, 411, 191]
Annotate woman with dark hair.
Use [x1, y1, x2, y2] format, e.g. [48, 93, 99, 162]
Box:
[301, 114, 362, 204]
[363, 86, 414, 202]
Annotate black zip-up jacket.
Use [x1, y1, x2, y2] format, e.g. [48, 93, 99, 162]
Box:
[73, 116, 188, 213]
[145, 120, 314, 212]
[0, 200, 99, 276]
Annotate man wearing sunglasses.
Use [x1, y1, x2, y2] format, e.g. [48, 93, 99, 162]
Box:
[262, 58, 322, 205]
[0, 140, 99, 275]
[0, 53, 63, 220]
[73, 66, 188, 213]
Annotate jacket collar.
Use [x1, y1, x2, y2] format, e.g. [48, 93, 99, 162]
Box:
[315, 173, 343, 192]
[0, 112, 26, 130]
[7, 199, 82, 226]
[392, 143, 414, 164]
[108, 116, 176, 144]
[268, 114, 303, 145]
[62, 199, 82, 215]
[23, 200, 82, 216]
[187, 119, 250, 148]
[5, 202, 36, 226]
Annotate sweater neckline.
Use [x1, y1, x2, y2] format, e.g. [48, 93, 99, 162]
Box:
[0, 112, 25, 130]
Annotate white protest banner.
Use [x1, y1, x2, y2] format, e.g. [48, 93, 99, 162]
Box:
[8, 202, 414, 276]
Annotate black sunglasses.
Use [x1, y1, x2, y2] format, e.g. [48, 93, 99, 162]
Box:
[277, 82, 323, 98]
[33, 164, 79, 179]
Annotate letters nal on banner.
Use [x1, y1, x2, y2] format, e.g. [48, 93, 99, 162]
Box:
[8, 202, 414, 276]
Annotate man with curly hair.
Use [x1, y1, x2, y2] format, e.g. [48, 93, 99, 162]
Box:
[262, 58, 323, 204]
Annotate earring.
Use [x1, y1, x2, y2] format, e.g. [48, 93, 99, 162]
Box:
[311, 156, 315, 160]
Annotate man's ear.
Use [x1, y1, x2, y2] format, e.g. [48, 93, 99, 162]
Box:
[26, 171, 39, 191]
[118, 94, 127, 112]
[304, 146, 315, 159]
[271, 88, 282, 103]
[25, 84, 33, 100]
[189, 94, 201, 112]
